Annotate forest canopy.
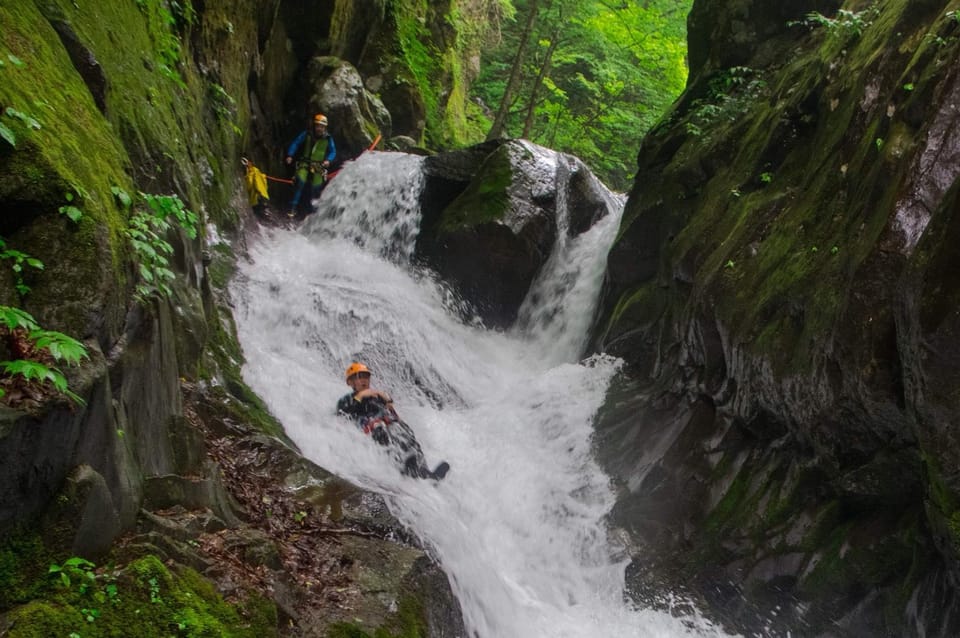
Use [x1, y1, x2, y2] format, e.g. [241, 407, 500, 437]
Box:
[471, 0, 692, 191]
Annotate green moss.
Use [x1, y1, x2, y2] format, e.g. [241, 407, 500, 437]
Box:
[391, 0, 442, 144]
[4, 554, 277, 638]
[799, 511, 918, 602]
[327, 594, 426, 638]
[923, 454, 960, 552]
[0, 528, 55, 610]
[438, 147, 513, 230]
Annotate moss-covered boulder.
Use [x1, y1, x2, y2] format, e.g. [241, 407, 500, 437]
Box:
[305, 56, 392, 161]
[417, 138, 618, 328]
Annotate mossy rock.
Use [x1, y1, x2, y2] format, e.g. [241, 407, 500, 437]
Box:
[2, 554, 277, 637]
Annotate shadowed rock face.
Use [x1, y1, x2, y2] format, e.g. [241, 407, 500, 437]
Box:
[593, 0, 960, 635]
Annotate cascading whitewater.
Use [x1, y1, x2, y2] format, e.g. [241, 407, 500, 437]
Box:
[231, 150, 732, 638]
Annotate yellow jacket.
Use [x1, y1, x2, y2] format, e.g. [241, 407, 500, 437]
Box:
[244, 163, 269, 205]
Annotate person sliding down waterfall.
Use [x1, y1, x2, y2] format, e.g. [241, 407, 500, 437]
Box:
[336, 362, 450, 481]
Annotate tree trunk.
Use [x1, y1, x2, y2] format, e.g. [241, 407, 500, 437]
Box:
[521, 30, 560, 138]
[486, 0, 540, 141]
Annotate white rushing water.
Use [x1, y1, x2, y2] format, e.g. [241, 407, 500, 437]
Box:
[231, 151, 729, 638]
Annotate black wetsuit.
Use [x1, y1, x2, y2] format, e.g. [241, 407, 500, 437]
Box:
[336, 393, 447, 480]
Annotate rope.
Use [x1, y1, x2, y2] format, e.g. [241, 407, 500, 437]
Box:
[242, 134, 381, 187]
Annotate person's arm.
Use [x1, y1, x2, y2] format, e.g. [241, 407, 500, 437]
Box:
[353, 388, 393, 405]
[285, 131, 307, 164]
[323, 136, 336, 165]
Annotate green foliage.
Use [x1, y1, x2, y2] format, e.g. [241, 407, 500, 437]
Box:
[0, 226, 90, 404]
[0, 304, 89, 405]
[142, 191, 199, 239]
[687, 66, 767, 135]
[0, 237, 44, 298]
[209, 83, 241, 135]
[4, 106, 42, 131]
[48, 557, 97, 591]
[472, 0, 692, 189]
[392, 0, 443, 143]
[126, 192, 198, 301]
[58, 191, 84, 223]
[7, 555, 276, 637]
[132, 0, 193, 88]
[789, 6, 881, 38]
[0, 305, 40, 332]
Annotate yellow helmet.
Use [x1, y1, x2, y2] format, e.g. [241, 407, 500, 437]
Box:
[345, 362, 370, 381]
[313, 113, 328, 126]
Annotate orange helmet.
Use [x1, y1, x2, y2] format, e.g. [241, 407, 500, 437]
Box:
[313, 113, 328, 126]
[345, 362, 370, 381]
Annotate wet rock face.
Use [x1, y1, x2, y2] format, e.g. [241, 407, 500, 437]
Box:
[417, 140, 557, 328]
[417, 139, 613, 329]
[306, 56, 392, 162]
[594, 0, 960, 635]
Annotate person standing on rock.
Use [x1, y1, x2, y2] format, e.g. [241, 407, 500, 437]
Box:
[284, 113, 337, 217]
[336, 362, 450, 481]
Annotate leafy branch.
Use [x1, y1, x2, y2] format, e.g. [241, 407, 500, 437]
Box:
[118, 189, 198, 301]
[0, 305, 89, 405]
[0, 237, 44, 298]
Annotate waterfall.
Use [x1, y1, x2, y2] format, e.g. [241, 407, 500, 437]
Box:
[231, 150, 731, 637]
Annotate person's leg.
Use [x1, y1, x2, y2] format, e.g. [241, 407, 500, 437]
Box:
[289, 167, 309, 216]
[306, 175, 327, 214]
[289, 176, 304, 216]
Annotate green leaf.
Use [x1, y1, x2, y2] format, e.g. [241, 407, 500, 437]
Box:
[0, 306, 39, 331]
[7, 54, 25, 67]
[1, 359, 57, 384]
[139, 264, 155, 282]
[25, 257, 44, 270]
[0, 122, 15, 147]
[111, 186, 132, 209]
[133, 239, 157, 260]
[59, 205, 83, 223]
[30, 330, 89, 364]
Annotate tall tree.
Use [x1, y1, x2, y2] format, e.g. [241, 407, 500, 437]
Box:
[486, 0, 541, 140]
[520, 0, 572, 138]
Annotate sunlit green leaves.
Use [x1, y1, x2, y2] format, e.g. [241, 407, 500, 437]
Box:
[0, 306, 40, 332]
[473, 0, 693, 189]
[30, 330, 88, 366]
